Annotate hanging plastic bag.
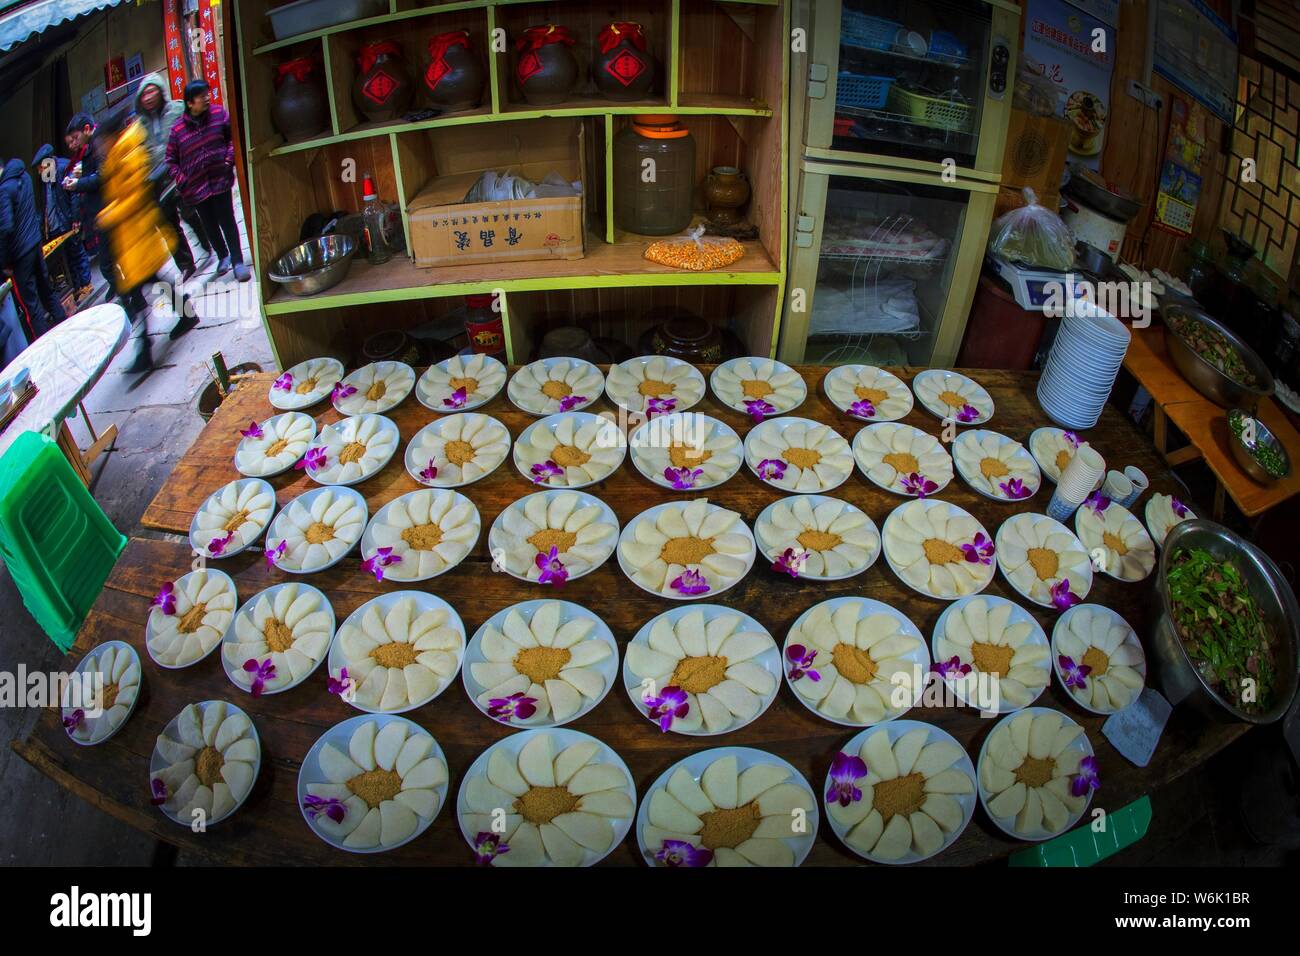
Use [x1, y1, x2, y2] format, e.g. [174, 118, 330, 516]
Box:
[644, 224, 744, 271]
[988, 188, 1075, 271]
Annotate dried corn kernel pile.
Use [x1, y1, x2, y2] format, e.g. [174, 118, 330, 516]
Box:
[643, 236, 745, 271]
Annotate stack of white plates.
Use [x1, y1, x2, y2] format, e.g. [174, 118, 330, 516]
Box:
[1037, 303, 1131, 429]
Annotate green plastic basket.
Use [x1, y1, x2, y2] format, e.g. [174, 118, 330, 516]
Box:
[888, 86, 972, 132]
[0, 431, 126, 651]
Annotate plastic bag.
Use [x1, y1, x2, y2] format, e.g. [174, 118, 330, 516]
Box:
[989, 188, 1075, 271]
[644, 224, 744, 272]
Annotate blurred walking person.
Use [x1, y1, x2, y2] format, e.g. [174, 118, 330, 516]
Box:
[167, 80, 248, 282]
[62, 112, 114, 291]
[31, 144, 93, 300]
[0, 155, 68, 341]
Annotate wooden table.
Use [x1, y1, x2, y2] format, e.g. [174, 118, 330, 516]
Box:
[15, 366, 1248, 866]
[1123, 326, 1300, 520]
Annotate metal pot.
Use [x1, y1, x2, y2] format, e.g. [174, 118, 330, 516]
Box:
[1163, 303, 1274, 409]
[1151, 519, 1299, 725]
[1063, 163, 1141, 222]
[1227, 408, 1291, 484]
[268, 234, 357, 297]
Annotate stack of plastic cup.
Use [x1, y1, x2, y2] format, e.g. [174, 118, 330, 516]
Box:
[1121, 466, 1148, 508]
[1047, 445, 1106, 522]
[1102, 470, 1133, 503]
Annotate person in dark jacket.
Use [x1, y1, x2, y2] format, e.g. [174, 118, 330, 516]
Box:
[0, 157, 68, 341]
[166, 80, 248, 281]
[63, 112, 115, 290]
[30, 144, 92, 296]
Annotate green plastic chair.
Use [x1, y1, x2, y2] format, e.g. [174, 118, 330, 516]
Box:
[1009, 796, 1152, 866]
[0, 430, 126, 651]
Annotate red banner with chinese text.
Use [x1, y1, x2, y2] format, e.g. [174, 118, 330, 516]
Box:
[199, 0, 223, 107]
[163, 0, 186, 100]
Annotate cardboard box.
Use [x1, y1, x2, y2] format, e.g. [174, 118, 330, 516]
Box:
[407, 122, 586, 268]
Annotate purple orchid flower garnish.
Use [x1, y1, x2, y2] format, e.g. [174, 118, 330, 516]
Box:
[655, 839, 713, 867]
[1000, 477, 1032, 499]
[303, 795, 347, 824]
[931, 655, 972, 679]
[294, 446, 328, 473]
[63, 709, 85, 734]
[664, 466, 704, 490]
[901, 472, 939, 498]
[1171, 498, 1189, 518]
[207, 530, 236, 557]
[1058, 654, 1092, 690]
[848, 398, 876, 420]
[961, 532, 996, 565]
[1063, 431, 1081, 448]
[785, 643, 820, 682]
[273, 372, 294, 392]
[1084, 491, 1110, 513]
[331, 382, 357, 403]
[531, 460, 564, 485]
[265, 540, 286, 570]
[643, 685, 690, 732]
[239, 420, 263, 439]
[150, 778, 167, 806]
[671, 569, 709, 596]
[419, 459, 439, 483]
[473, 831, 510, 865]
[558, 394, 587, 412]
[488, 692, 538, 723]
[956, 403, 980, 423]
[1070, 755, 1100, 798]
[826, 751, 869, 808]
[536, 546, 567, 586]
[772, 547, 806, 578]
[327, 667, 351, 697]
[744, 398, 776, 422]
[243, 658, 276, 697]
[361, 547, 402, 582]
[442, 387, 468, 409]
[755, 458, 787, 482]
[646, 396, 677, 417]
[151, 582, 177, 615]
[1051, 578, 1081, 610]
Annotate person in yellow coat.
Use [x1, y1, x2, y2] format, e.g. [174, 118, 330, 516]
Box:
[95, 107, 196, 373]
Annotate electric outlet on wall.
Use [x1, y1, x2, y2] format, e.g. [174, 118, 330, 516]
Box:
[1127, 80, 1163, 111]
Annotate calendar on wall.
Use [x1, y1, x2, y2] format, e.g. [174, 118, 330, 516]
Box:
[1152, 95, 1206, 237]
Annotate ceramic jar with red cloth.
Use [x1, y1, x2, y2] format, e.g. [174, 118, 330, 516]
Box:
[271, 57, 329, 140]
[514, 24, 578, 106]
[353, 41, 413, 122]
[423, 31, 486, 112]
[593, 22, 656, 101]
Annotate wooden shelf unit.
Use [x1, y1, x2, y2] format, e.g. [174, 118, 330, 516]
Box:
[234, 0, 789, 368]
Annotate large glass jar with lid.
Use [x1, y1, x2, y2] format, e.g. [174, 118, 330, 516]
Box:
[613, 115, 696, 235]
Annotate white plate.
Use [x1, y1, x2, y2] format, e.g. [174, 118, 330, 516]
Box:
[145, 568, 237, 670]
[635, 746, 819, 866]
[297, 714, 448, 853]
[507, 357, 605, 416]
[512, 412, 627, 489]
[332, 360, 416, 415]
[621, 604, 780, 736]
[403, 414, 510, 489]
[822, 364, 913, 422]
[148, 700, 261, 827]
[951, 429, 1042, 502]
[975, 707, 1095, 842]
[616, 500, 756, 601]
[464, 600, 618, 728]
[488, 489, 620, 585]
[994, 512, 1094, 609]
[1144, 493, 1196, 549]
[456, 728, 636, 866]
[931, 596, 1050, 713]
[911, 369, 994, 425]
[782, 596, 930, 727]
[327, 590, 467, 715]
[881, 499, 995, 600]
[1074, 499, 1156, 582]
[710, 356, 807, 416]
[307, 414, 400, 486]
[234, 412, 317, 478]
[627, 412, 743, 491]
[1027, 426, 1103, 487]
[1051, 604, 1148, 715]
[268, 357, 344, 410]
[220, 582, 334, 696]
[753, 494, 880, 581]
[359, 489, 480, 583]
[743, 416, 854, 493]
[61, 640, 142, 746]
[188, 478, 276, 559]
[416, 353, 507, 413]
[852, 421, 954, 498]
[604, 355, 707, 415]
[824, 721, 976, 864]
[265, 486, 369, 575]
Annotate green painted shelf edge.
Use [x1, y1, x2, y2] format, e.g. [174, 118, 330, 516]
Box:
[1008, 796, 1153, 867]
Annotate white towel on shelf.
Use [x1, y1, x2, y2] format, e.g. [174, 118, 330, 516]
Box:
[809, 279, 922, 336]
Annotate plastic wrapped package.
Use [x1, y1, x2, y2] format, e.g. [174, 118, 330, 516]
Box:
[988, 188, 1075, 271]
[644, 224, 744, 271]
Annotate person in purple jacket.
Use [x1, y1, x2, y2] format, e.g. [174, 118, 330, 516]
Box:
[165, 80, 249, 282]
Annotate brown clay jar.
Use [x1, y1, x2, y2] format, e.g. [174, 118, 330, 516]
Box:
[593, 22, 656, 101]
[514, 24, 578, 106]
[353, 41, 413, 122]
[704, 166, 751, 224]
[424, 31, 485, 112]
[271, 57, 329, 140]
